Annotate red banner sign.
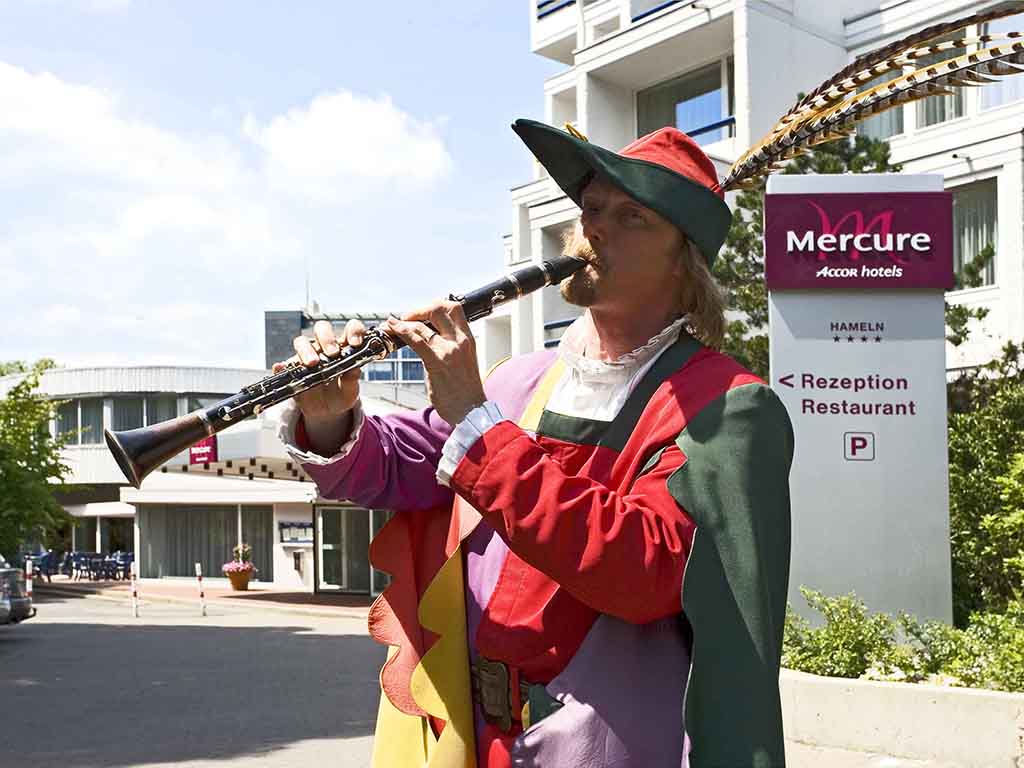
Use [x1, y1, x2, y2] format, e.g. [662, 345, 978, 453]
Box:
[189, 435, 218, 465]
[764, 192, 954, 290]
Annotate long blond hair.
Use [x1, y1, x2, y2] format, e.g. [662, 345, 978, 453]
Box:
[678, 237, 726, 349]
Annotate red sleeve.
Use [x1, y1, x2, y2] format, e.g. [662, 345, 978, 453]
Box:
[449, 420, 695, 625]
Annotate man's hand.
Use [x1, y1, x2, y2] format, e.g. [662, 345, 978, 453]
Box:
[384, 301, 486, 427]
[272, 319, 364, 455]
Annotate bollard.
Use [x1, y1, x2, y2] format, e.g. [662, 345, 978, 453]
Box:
[130, 561, 139, 618]
[25, 557, 33, 601]
[195, 562, 206, 617]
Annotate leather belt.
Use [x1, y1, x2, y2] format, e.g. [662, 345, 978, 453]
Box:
[470, 656, 535, 733]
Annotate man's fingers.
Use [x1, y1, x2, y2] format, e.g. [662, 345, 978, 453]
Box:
[313, 320, 340, 357]
[344, 318, 366, 348]
[444, 302, 472, 342]
[293, 335, 320, 367]
[386, 318, 440, 359]
[403, 301, 460, 339]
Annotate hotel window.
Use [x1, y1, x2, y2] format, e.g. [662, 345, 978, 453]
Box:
[399, 347, 425, 382]
[112, 398, 144, 431]
[80, 398, 103, 444]
[637, 58, 735, 146]
[916, 31, 965, 128]
[952, 179, 997, 287]
[188, 395, 222, 412]
[145, 396, 177, 425]
[981, 14, 1024, 110]
[56, 400, 79, 442]
[364, 348, 425, 383]
[857, 72, 904, 141]
[366, 351, 398, 382]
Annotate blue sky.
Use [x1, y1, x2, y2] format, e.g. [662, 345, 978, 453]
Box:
[0, 0, 562, 368]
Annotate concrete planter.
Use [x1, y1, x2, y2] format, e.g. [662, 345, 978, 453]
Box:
[780, 669, 1024, 767]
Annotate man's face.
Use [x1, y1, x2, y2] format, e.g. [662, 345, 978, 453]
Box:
[561, 176, 685, 311]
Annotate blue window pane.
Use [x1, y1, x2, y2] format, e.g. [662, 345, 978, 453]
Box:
[676, 88, 723, 146]
[366, 361, 397, 381]
[637, 61, 730, 147]
[401, 361, 425, 382]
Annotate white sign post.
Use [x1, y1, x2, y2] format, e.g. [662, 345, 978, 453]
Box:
[766, 173, 953, 624]
[195, 562, 207, 617]
[130, 561, 139, 618]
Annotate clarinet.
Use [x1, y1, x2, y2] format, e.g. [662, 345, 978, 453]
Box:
[105, 255, 587, 488]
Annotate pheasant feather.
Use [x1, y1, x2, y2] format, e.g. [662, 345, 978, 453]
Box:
[723, 7, 1024, 192]
[792, 3, 1024, 115]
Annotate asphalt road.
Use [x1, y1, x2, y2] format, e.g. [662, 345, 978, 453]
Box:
[3, 593, 961, 768]
[0, 593, 384, 768]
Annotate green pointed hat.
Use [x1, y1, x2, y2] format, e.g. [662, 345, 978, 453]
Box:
[511, 119, 732, 266]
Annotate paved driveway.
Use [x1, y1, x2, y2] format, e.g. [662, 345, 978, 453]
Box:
[0, 593, 383, 768]
[3, 592, 959, 768]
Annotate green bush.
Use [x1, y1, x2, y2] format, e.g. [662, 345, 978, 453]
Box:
[948, 382, 1024, 624]
[784, 588, 1024, 693]
[782, 588, 898, 679]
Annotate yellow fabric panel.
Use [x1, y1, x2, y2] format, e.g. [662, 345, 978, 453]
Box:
[369, 352, 567, 766]
[518, 359, 566, 433]
[371, 666, 434, 768]
[410, 548, 476, 768]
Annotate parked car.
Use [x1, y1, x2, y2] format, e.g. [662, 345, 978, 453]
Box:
[0, 555, 35, 623]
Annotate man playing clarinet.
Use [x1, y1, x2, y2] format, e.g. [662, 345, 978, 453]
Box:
[277, 119, 794, 768]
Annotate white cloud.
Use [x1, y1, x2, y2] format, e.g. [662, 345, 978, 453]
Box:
[243, 90, 452, 202]
[0, 61, 244, 191]
[0, 62, 453, 367]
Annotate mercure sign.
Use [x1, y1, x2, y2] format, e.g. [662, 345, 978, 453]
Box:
[766, 175, 952, 625]
[765, 191, 953, 290]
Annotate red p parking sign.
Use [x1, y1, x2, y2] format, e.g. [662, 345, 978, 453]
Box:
[844, 432, 875, 461]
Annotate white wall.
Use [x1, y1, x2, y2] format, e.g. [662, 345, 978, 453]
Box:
[273, 503, 314, 590]
[734, 0, 847, 151]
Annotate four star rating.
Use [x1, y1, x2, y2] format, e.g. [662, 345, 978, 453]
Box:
[834, 335, 883, 342]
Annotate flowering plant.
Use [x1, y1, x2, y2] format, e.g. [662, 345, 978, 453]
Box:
[222, 542, 257, 575]
[222, 560, 255, 574]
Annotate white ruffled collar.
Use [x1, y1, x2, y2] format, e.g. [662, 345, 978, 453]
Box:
[558, 314, 686, 377]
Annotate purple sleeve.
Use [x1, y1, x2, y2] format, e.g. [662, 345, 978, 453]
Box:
[302, 407, 455, 512]
[300, 349, 557, 512]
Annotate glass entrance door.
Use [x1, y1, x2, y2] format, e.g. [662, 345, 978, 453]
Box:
[316, 505, 370, 593]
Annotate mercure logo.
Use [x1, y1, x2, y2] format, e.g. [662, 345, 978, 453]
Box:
[786, 202, 932, 264]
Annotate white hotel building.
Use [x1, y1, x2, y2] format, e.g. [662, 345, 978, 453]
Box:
[473, 0, 1023, 370]
[1, 364, 421, 595]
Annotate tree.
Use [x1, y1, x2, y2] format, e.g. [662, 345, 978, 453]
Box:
[0, 359, 71, 558]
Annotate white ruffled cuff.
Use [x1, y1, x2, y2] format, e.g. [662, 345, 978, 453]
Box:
[436, 401, 507, 487]
[276, 398, 366, 466]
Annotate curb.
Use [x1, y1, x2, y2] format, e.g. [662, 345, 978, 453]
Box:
[35, 584, 372, 622]
[781, 669, 1024, 767]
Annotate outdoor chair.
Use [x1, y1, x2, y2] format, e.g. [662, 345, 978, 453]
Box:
[70, 552, 88, 580]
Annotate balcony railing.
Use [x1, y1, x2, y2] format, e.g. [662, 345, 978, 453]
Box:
[537, 0, 690, 28]
[686, 114, 736, 141]
[632, 0, 683, 23]
[543, 317, 577, 348]
[537, 0, 576, 20]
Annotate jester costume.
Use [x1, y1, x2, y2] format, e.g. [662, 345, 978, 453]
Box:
[281, 120, 794, 767]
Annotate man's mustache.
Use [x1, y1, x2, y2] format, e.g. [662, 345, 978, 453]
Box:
[566, 236, 603, 269]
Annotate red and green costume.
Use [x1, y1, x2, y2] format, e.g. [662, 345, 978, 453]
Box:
[298, 333, 793, 767]
[292, 119, 793, 766]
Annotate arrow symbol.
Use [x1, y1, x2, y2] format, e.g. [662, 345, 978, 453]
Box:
[778, 374, 794, 388]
